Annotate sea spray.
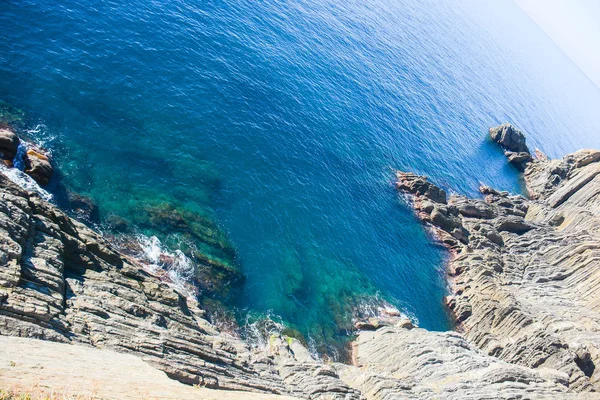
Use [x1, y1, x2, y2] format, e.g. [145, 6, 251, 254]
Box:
[130, 235, 198, 300]
[0, 141, 53, 201]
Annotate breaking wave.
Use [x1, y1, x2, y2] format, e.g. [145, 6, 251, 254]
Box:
[0, 142, 52, 202]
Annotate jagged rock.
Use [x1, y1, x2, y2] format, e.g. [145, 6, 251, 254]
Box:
[505, 151, 534, 170]
[489, 123, 530, 153]
[3, 125, 600, 400]
[453, 196, 496, 219]
[396, 140, 600, 392]
[0, 128, 19, 160]
[396, 172, 447, 204]
[24, 148, 53, 185]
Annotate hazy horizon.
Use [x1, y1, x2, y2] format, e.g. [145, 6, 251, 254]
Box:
[514, 0, 600, 90]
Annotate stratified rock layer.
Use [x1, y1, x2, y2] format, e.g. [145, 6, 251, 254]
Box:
[0, 172, 359, 399]
[3, 123, 600, 399]
[396, 129, 600, 394]
[338, 324, 591, 399]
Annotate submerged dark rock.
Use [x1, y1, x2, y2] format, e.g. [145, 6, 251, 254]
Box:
[0, 171, 362, 398]
[67, 191, 100, 221]
[0, 128, 19, 161]
[1, 125, 599, 399]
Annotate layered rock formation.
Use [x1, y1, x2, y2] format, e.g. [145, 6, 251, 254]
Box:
[0, 170, 362, 399]
[2, 122, 600, 399]
[338, 324, 591, 399]
[0, 335, 298, 400]
[395, 124, 600, 395]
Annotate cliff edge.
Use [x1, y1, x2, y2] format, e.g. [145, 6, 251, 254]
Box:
[2, 124, 600, 399]
[393, 124, 600, 395]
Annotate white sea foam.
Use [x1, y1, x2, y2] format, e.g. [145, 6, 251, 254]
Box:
[353, 294, 416, 326]
[26, 124, 55, 153]
[242, 312, 285, 351]
[135, 235, 196, 299]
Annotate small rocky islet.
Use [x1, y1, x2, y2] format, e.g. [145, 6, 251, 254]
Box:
[2, 123, 600, 398]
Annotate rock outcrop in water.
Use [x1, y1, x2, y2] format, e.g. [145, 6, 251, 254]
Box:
[23, 147, 54, 185]
[489, 123, 533, 170]
[0, 128, 20, 163]
[0, 126, 54, 184]
[3, 122, 600, 399]
[393, 124, 600, 396]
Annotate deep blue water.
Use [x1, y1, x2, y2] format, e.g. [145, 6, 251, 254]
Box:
[2, 0, 600, 349]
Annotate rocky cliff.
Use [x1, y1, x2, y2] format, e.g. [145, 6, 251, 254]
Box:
[2, 124, 600, 399]
[393, 124, 600, 396]
[0, 168, 364, 399]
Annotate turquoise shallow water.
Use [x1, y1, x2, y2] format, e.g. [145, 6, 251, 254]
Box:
[2, 0, 600, 351]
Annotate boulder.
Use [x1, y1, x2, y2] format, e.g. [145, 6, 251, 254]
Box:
[24, 149, 53, 185]
[457, 201, 496, 219]
[0, 128, 20, 160]
[505, 151, 534, 170]
[490, 123, 530, 154]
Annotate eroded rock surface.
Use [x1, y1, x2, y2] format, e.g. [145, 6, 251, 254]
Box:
[396, 126, 600, 394]
[338, 324, 591, 399]
[3, 121, 600, 399]
[0, 172, 358, 399]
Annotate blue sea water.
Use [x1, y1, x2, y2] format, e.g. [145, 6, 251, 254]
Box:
[2, 0, 600, 350]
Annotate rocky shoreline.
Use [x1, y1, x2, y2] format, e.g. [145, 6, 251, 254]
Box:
[395, 124, 600, 395]
[2, 123, 600, 398]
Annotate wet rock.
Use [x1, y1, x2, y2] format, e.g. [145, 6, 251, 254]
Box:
[0, 172, 291, 395]
[24, 148, 53, 185]
[396, 172, 447, 204]
[67, 192, 100, 221]
[139, 202, 243, 298]
[505, 150, 534, 170]
[0, 128, 19, 160]
[490, 123, 530, 153]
